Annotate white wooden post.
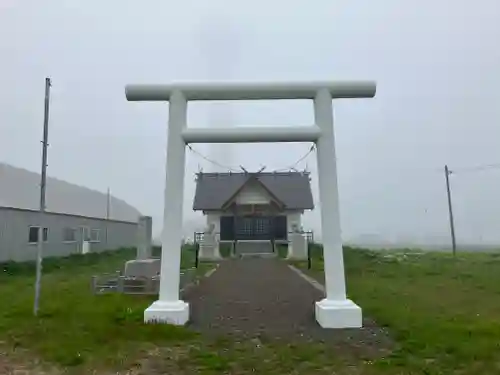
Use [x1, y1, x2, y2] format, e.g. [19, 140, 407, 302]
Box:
[314, 88, 361, 327]
[142, 91, 189, 324]
[125, 81, 376, 328]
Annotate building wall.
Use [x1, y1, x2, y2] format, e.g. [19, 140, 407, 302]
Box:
[286, 211, 302, 233]
[0, 206, 138, 262]
[235, 181, 271, 205]
[206, 212, 222, 234]
[203, 182, 304, 237]
[205, 210, 302, 234]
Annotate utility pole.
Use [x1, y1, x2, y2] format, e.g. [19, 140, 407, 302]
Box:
[34, 77, 51, 316]
[105, 187, 110, 246]
[444, 165, 457, 256]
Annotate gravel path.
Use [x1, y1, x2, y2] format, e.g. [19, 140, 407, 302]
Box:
[184, 257, 393, 356]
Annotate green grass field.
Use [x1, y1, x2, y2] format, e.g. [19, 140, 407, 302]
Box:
[294, 246, 500, 374]
[1, 245, 500, 374]
[0, 246, 212, 374]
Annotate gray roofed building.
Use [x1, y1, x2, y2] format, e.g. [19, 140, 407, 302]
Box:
[0, 162, 142, 262]
[193, 171, 314, 260]
[193, 171, 314, 211]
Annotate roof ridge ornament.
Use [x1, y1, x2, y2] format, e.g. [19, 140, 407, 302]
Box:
[254, 166, 266, 176]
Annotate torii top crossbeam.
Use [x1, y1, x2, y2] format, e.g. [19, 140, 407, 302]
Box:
[125, 81, 376, 101]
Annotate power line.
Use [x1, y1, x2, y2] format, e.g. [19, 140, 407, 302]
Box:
[186, 144, 240, 172]
[272, 145, 316, 172]
[187, 140, 500, 178]
[449, 162, 500, 175]
[385, 162, 500, 176]
[187, 144, 317, 174]
[443, 161, 500, 255]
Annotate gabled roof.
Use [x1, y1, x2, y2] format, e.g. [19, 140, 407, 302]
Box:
[192, 171, 314, 211]
[220, 174, 286, 210]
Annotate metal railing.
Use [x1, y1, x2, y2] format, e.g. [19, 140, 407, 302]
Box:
[193, 230, 315, 264]
[91, 273, 160, 295]
[304, 230, 314, 244]
[278, 230, 315, 269]
[91, 269, 196, 295]
[194, 231, 236, 261]
[304, 231, 315, 269]
[194, 231, 222, 267]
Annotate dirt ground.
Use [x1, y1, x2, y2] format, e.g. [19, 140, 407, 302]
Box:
[184, 258, 393, 358]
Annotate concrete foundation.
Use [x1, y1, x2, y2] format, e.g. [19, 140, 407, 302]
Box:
[124, 258, 161, 278]
[144, 300, 190, 325]
[199, 244, 222, 260]
[315, 299, 362, 328]
[287, 232, 308, 260]
[198, 227, 221, 261]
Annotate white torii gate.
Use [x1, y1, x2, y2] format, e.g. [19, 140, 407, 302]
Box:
[125, 81, 376, 328]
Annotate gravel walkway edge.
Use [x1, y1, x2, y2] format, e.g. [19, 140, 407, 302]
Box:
[287, 265, 326, 294]
[180, 264, 219, 295]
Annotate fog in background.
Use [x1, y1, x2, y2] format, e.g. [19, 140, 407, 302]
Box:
[1, 0, 499, 249]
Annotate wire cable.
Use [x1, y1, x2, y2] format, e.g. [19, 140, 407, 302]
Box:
[186, 144, 240, 172]
[188, 141, 500, 180]
[187, 143, 317, 174]
[450, 162, 500, 175]
[272, 145, 316, 173]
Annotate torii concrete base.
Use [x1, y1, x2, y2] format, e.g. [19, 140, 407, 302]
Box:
[315, 299, 362, 328]
[144, 300, 189, 325]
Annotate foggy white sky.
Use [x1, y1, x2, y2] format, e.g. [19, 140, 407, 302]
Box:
[1, 0, 499, 246]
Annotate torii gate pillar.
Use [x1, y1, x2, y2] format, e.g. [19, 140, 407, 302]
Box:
[126, 81, 376, 328]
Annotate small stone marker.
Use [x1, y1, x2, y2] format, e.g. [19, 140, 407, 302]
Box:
[124, 216, 161, 278]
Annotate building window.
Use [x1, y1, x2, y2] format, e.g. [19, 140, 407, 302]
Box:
[82, 226, 91, 242]
[29, 226, 48, 244]
[62, 227, 77, 242]
[90, 229, 100, 242]
[255, 217, 269, 235]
